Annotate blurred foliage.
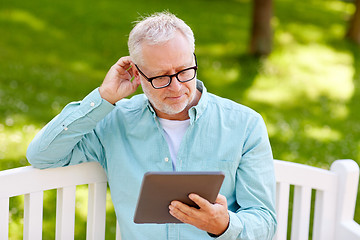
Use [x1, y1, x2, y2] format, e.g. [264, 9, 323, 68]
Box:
[1, 0, 360, 239]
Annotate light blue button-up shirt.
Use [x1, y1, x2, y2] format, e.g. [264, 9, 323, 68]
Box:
[27, 81, 277, 240]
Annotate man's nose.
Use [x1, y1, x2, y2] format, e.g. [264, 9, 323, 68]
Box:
[168, 75, 182, 91]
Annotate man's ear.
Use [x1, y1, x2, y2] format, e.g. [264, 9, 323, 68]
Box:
[130, 63, 141, 85]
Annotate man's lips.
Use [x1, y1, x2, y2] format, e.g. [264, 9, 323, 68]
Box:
[165, 93, 186, 100]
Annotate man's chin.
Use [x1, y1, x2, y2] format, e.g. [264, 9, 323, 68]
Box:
[161, 106, 187, 116]
[156, 101, 189, 116]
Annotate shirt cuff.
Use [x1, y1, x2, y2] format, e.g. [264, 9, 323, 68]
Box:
[80, 88, 115, 122]
[213, 211, 243, 240]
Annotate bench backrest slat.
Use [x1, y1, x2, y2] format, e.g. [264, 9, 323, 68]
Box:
[116, 222, 122, 240]
[56, 186, 76, 240]
[274, 182, 290, 239]
[312, 189, 337, 240]
[0, 198, 10, 240]
[291, 185, 312, 240]
[23, 192, 44, 240]
[86, 182, 107, 240]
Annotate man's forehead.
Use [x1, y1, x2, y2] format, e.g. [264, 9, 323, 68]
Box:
[141, 50, 193, 71]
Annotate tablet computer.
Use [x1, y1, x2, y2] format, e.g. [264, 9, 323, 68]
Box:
[133, 171, 225, 224]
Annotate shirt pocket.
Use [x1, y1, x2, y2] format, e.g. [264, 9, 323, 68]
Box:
[199, 159, 238, 197]
[201, 158, 238, 172]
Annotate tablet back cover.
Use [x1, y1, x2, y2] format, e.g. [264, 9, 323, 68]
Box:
[133, 171, 225, 224]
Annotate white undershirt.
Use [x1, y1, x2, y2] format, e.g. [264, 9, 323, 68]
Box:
[158, 118, 190, 170]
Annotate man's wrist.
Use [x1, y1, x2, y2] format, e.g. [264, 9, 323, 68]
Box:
[98, 87, 120, 105]
[207, 228, 227, 239]
[207, 212, 230, 238]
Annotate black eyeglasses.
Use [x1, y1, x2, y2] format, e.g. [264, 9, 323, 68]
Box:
[135, 53, 198, 89]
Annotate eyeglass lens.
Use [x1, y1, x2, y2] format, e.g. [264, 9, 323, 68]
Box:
[152, 68, 196, 88]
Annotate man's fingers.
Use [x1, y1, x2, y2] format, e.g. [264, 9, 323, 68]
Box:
[189, 194, 212, 210]
[169, 202, 193, 223]
[111, 57, 133, 76]
[115, 56, 133, 68]
[215, 194, 228, 206]
[172, 194, 227, 214]
[171, 200, 198, 217]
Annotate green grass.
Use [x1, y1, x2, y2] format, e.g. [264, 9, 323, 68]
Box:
[1, 0, 360, 239]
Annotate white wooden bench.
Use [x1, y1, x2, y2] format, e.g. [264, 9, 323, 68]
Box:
[0, 159, 359, 240]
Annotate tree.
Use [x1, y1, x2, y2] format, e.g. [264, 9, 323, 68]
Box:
[249, 0, 273, 56]
[346, 0, 360, 44]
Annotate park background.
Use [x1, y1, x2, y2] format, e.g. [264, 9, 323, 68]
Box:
[1, 0, 360, 239]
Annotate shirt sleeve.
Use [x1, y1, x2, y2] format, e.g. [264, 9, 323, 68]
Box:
[215, 113, 277, 240]
[26, 88, 115, 169]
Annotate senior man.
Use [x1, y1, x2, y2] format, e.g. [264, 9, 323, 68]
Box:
[27, 11, 277, 239]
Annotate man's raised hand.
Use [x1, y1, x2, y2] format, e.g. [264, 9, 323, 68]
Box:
[99, 56, 140, 104]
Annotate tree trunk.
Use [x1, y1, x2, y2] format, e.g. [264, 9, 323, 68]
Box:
[249, 0, 273, 56]
[346, 0, 360, 44]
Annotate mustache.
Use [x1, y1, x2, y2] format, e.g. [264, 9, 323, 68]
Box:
[163, 90, 188, 98]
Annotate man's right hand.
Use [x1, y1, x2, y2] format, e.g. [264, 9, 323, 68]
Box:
[99, 56, 140, 105]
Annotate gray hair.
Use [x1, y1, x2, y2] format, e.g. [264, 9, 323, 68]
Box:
[128, 11, 195, 65]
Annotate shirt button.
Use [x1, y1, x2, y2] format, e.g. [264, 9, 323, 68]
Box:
[164, 157, 169, 162]
[90, 102, 95, 107]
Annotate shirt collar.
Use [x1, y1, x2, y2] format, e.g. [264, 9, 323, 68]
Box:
[145, 79, 208, 123]
[189, 80, 208, 124]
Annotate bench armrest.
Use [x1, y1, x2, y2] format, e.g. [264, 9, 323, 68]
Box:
[336, 220, 360, 240]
